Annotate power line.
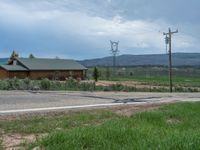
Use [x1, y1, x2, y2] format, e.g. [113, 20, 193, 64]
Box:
[178, 31, 200, 40]
[163, 28, 178, 93]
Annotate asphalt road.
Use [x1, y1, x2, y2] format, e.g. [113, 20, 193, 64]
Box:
[0, 91, 200, 114]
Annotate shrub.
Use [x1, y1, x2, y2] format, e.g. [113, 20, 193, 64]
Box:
[50, 81, 63, 91]
[65, 78, 78, 90]
[7, 77, 20, 90]
[40, 78, 51, 90]
[79, 82, 95, 91]
[109, 84, 124, 91]
[174, 86, 183, 92]
[0, 80, 9, 90]
[23, 78, 31, 90]
[187, 87, 198, 92]
[103, 86, 112, 91]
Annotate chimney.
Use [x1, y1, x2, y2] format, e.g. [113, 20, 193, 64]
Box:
[13, 60, 17, 65]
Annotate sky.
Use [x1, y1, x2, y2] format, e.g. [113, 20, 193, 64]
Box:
[0, 0, 200, 60]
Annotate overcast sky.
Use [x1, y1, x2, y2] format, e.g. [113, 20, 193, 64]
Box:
[0, 0, 200, 59]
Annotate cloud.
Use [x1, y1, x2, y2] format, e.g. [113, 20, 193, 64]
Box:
[0, 0, 199, 59]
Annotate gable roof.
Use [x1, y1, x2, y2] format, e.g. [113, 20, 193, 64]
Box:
[0, 64, 28, 71]
[17, 58, 87, 71]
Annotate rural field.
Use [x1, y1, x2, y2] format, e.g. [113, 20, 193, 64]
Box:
[86, 66, 200, 92]
[87, 66, 200, 84]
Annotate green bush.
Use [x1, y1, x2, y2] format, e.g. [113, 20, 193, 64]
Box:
[7, 77, 20, 90]
[110, 84, 124, 91]
[0, 78, 198, 93]
[187, 87, 199, 92]
[23, 78, 31, 90]
[50, 81, 63, 91]
[0, 80, 9, 90]
[79, 82, 95, 91]
[174, 86, 184, 92]
[103, 86, 112, 91]
[65, 78, 78, 90]
[40, 78, 51, 90]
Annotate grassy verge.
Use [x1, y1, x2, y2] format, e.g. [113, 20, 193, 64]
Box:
[28, 102, 200, 149]
[1, 102, 200, 149]
[0, 110, 119, 149]
[0, 111, 118, 134]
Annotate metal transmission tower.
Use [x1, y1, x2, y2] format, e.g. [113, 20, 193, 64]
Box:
[163, 28, 178, 93]
[110, 41, 119, 76]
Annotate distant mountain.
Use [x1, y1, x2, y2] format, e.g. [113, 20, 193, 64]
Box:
[0, 58, 7, 65]
[79, 53, 200, 67]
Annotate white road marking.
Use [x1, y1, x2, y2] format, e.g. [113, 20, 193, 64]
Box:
[1, 98, 195, 115]
[0, 102, 146, 114]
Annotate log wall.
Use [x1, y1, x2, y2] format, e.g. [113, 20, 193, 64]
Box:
[29, 70, 84, 80]
[0, 69, 84, 80]
[8, 71, 29, 79]
[0, 68, 8, 79]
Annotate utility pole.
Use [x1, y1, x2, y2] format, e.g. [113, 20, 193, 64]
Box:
[110, 41, 119, 76]
[163, 28, 178, 93]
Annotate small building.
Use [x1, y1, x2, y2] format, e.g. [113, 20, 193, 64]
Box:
[0, 56, 87, 80]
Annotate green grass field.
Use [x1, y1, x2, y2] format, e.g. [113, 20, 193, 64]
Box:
[87, 67, 200, 87]
[109, 75, 200, 87]
[1, 102, 200, 149]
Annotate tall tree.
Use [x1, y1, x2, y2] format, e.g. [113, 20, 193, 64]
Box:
[29, 54, 35, 59]
[93, 67, 99, 82]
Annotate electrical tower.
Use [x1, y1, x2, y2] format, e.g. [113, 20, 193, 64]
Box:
[163, 28, 178, 93]
[110, 40, 119, 76]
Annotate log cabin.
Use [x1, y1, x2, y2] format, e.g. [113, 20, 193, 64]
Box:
[0, 57, 87, 80]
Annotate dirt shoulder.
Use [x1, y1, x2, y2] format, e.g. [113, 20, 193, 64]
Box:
[96, 80, 168, 89]
[0, 101, 175, 121]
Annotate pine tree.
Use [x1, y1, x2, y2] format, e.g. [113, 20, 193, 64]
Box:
[29, 54, 35, 59]
[93, 67, 99, 82]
